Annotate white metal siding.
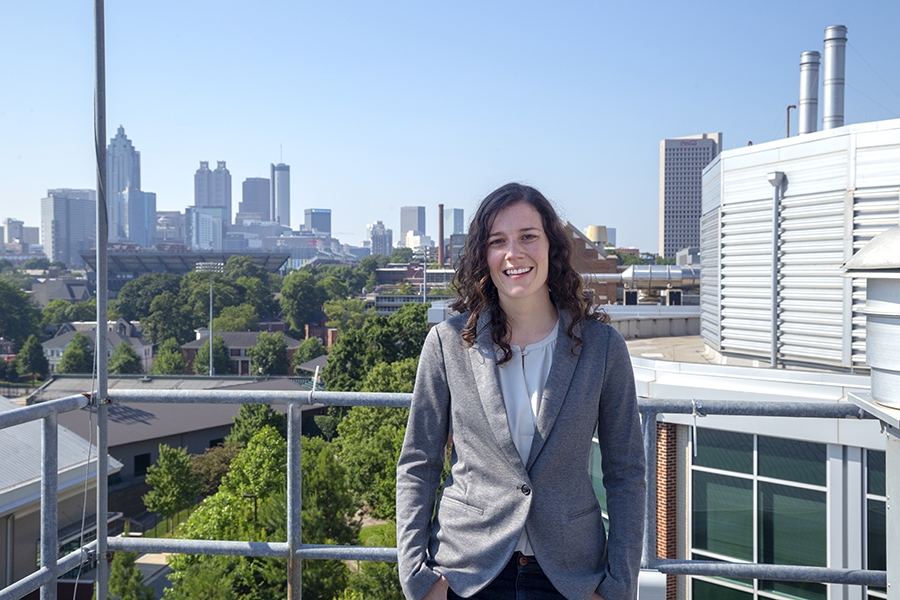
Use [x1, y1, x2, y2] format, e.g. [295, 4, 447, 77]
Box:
[700, 159, 721, 349]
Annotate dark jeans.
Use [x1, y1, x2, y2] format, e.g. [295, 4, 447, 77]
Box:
[447, 553, 566, 600]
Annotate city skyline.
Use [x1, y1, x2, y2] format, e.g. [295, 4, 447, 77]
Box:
[2, 3, 899, 252]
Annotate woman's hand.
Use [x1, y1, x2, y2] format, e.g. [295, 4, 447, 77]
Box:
[423, 576, 450, 600]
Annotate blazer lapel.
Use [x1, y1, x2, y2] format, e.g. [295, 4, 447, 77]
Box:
[469, 311, 529, 477]
[526, 313, 579, 471]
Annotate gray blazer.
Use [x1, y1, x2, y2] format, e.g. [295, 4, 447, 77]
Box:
[396, 310, 646, 600]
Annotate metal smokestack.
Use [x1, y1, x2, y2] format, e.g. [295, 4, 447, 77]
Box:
[822, 25, 847, 130]
[798, 51, 820, 134]
[437, 204, 445, 267]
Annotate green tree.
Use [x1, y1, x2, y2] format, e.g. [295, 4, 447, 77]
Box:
[292, 337, 327, 374]
[361, 357, 418, 395]
[213, 302, 259, 332]
[180, 272, 243, 328]
[224, 255, 269, 282]
[280, 269, 327, 332]
[227, 404, 287, 446]
[150, 337, 186, 375]
[236, 275, 277, 319]
[23, 257, 50, 270]
[319, 275, 349, 302]
[0, 258, 14, 272]
[248, 331, 288, 376]
[323, 298, 371, 336]
[115, 273, 182, 321]
[41, 299, 74, 329]
[142, 291, 195, 345]
[389, 247, 413, 263]
[191, 440, 242, 497]
[16, 334, 48, 384]
[66, 298, 97, 321]
[339, 526, 403, 600]
[163, 557, 236, 600]
[143, 444, 200, 528]
[193, 336, 231, 376]
[109, 340, 142, 374]
[56, 332, 93, 374]
[107, 551, 154, 600]
[321, 329, 367, 392]
[0, 279, 40, 349]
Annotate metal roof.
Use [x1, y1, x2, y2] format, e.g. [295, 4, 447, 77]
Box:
[80, 251, 291, 276]
[181, 331, 302, 350]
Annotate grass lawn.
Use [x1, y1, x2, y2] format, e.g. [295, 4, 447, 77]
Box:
[359, 522, 395, 546]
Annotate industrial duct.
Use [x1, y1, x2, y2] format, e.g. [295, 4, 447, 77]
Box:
[798, 51, 820, 135]
[822, 25, 847, 130]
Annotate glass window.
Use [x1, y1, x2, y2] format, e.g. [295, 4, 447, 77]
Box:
[695, 429, 752, 473]
[867, 450, 885, 496]
[134, 453, 151, 477]
[758, 435, 825, 486]
[692, 579, 752, 600]
[693, 471, 753, 560]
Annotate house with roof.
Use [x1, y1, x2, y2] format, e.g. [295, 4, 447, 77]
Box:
[0, 395, 122, 590]
[181, 330, 302, 376]
[30, 278, 95, 309]
[42, 319, 153, 374]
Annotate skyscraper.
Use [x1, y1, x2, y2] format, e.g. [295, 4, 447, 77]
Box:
[367, 221, 393, 256]
[41, 189, 96, 267]
[658, 132, 721, 258]
[106, 126, 141, 240]
[271, 163, 290, 228]
[121, 189, 157, 248]
[194, 161, 232, 225]
[305, 209, 331, 235]
[3, 218, 24, 244]
[400, 206, 426, 247]
[443, 208, 465, 245]
[240, 177, 270, 221]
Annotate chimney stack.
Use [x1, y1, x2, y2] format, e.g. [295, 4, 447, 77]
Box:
[798, 51, 820, 135]
[822, 25, 847, 130]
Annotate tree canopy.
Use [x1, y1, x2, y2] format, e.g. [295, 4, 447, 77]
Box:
[248, 331, 288, 376]
[0, 279, 40, 349]
[109, 340, 142, 374]
[280, 270, 327, 332]
[292, 337, 327, 374]
[16, 334, 48, 383]
[107, 551, 154, 600]
[213, 303, 259, 333]
[227, 404, 287, 446]
[56, 332, 93, 374]
[143, 444, 200, 523]
[150, 337, 186, 375]
[114, 273, 182, 322]
[142, 291, 195, 345]
[193, 336, 231, 376]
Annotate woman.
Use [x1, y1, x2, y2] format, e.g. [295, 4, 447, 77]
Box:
[396, 183, 645, 600]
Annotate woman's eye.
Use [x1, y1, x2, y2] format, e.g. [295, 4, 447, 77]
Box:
[489, 238, 504, 246]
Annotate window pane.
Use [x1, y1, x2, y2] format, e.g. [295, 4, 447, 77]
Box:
[868, 450, 885, 496]
[692, 579, 752, 600]
[868, 499, 886, 594]
[758, 435, 825, 486]
[692, 471, 753, 560]
[694, 428, 753, 474]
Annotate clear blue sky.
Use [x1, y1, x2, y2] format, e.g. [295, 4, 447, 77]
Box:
[2, 1, 899, 253]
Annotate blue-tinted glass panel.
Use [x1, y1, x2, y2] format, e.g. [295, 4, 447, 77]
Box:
[758, 436, 825, 486]
[868, 450, 885, 496]
[694, 428, 753, 474]
[692, 579, 751, 600]
[758, 482, 826, 600]
[690, 553, 752, 588]
[868, 499, 886, 594]
[692, 471, 752, 561]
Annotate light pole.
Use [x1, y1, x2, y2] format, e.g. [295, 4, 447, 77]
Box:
[195, 261, 224, 376]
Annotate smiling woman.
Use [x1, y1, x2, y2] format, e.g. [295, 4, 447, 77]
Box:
[395, 183, 646, 600]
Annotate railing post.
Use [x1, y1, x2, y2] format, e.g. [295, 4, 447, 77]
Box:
[40, 414, 58, 600]
[287, 401, 302, 599]
[641, 409, 658, 569]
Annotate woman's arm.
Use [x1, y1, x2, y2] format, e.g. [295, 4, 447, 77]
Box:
[396, 326, 452, 600]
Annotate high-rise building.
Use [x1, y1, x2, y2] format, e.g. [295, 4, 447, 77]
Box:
[367, 221, 393, 256]
[106, 126, 141, 241]
[443, 208, 465, 245]
[659, 132, 721, 258]
[41, 189, 96, 267]
[305, 209, 331, 235]
[400, 206, 425, 247]
[155, 210, 186, 243]
[240, 177, 270, 221]
[3, 218, 24, 244]
[185, 206, 223, 251]
[195, 161, 232, 225]
[271, 163, 290, 227]
[121, 189, 157, 249]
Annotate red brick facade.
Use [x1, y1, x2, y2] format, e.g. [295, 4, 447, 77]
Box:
[657, 422, 678, 599]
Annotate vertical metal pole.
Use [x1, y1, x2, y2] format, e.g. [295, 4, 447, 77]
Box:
[94, 0, 109, 598]
[286, 401, 302, 599]
[767, 172, 784, 368]
[209, 272, 214, 377]
[423, 259, 427, 304]
[786, 105, 796, 138]
[641, 410, 658, 569]
[887, 430, 900, 600]
[41, 414, 58, 600]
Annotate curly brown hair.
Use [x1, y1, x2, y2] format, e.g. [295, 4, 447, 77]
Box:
[451, 182, 608, 364]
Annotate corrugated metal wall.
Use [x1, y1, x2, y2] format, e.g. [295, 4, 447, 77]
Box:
[700, 159, 721, 349]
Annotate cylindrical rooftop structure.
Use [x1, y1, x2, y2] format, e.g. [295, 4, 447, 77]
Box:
[822, 25, 847, 131]
[798, 51, 820, 135]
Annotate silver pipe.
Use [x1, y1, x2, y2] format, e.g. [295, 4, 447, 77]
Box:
[822, 25, 848, 130]
[583, 266, 700, 291]
[287, 401, 302, 599]
[651, 559, 885, 587]
[767, 172, 785, 368]
[798, 51, 820, 135]
[0, 394, 89, 430]
[107, 537, 398, 561]
[640, 410, 657, 570]
[209, 271, 214, 376]
[40, 414, 58, 600]
[0, 541, 96, 600]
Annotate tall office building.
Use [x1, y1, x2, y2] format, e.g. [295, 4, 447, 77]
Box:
[41, 189, 96, 267]
[121, 189, 157, 248]
[106, 126, 141, 240]
[185, 206, 223, 251]
[3, 218, 24, 244]
[367, 221, 393, 256]
[400, 206, 425, 246]
[658, 132, 721, 258]
[305, 209, 331, 235]
[271, 163, 290, 227]
[443, 208, 465, 245]
[194, 161, 232, 225]
[240, 177, 270, 221]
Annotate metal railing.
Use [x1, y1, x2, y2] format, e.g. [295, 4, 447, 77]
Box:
[0, 391, 888, 599]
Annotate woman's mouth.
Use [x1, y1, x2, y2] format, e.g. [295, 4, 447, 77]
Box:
[504, 267, 533, 276]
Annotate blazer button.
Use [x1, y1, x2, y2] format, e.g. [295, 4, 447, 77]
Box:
[521, 484, 531, 496]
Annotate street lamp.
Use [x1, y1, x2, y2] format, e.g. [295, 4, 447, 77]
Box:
[195, 261, 224, 376]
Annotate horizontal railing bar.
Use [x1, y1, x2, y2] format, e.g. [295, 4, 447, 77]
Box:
[0, 394, 90, 430]
[640, 399, 870, 419]
[108, 537, 397, 562]
[0, 541, 96, 600]
[107, 389, 410, 407]
[652, 559, 886, 586]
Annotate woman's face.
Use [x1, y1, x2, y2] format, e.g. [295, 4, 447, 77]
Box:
[486, 202, 551, 309]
